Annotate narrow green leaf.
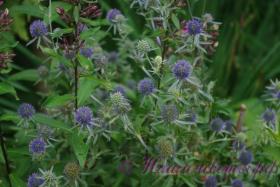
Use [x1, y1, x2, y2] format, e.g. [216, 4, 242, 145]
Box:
[78, 76, 100, 105]
[171, 14, 180, 29]
[9, 69, 39, 81]
[9, 173, 26, 187]
[0, 82, 18, 99]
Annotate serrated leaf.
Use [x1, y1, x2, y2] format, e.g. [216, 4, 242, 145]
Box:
[69, 131, 89, 168]
[34, 113, 71, 132]
[78, 76, 100, 105]
[0, 82, 18, 99]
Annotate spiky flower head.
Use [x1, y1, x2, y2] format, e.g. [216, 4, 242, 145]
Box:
[29, 138, 46, 155]
[64, 162, 80, 180]
[154, 56, 162, 66]
[136, 40, 151, 54]
[210, 118, 224, 132]
[265, 79, 280, 102]
[261, 108, 276, 125]
[37, 125, 53, 140]
[204, 176, 217, 187]
[239, 150, 253, 165]
[185, 110, 197, 123]
[39, 167, 61, 187]
[202, 13, 214, 23]
[74, 106, 93, 127]
[18, 103, 35, 120]
[37, 65, 49, 79]
[80, 48, 93, 58]
[224, 120, 234, 132]
[138, 78, 155, 95]
[161, 104, 179, 123]
[158, 138, 173, 158]
[27, 173, 44, 187]
[231, 179, 243, 187]
[172, 60, 192, 80]
[110, 92, 131, 114]
[113, 85, 126, 96]
[183, 18, 203, 35]
[106, 9, 123, 23]
[29, 20, 48, 38]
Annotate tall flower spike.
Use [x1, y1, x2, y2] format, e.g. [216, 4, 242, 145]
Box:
[27, 173, 44, 187]
[18, 103, 36, 120]
[74, 106, 94, 127]
[29, 20, 48, 38]
[172, 60, 192, 80]
[138, 78, 155, 95]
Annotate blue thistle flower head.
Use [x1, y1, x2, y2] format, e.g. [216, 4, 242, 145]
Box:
[224, 120, 234, 132]
[138, 78, 155, 95]
[74, 106, 93, 127]
[161, 104, 179, 123]
[184, 18, 203, 35]
[261, 108, 276, 125]
[232, 140, 245, 151]
[204, 176, 217, 187]
[172, 60, 192, 80]
[29, 138, 46, 155]
[239, 150, 253, 165]
[18, 103, 36, 120]
[210, 117, 224, 132]
[106, 9, 122, 23]
[27, 173, 44, 187]
[231, 179, 243, 187]
[113, 85, 126, 96]
[29, 20, 48, 38]
[80, 48, 94, 58]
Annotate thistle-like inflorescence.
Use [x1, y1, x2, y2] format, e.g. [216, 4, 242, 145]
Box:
[138, 78, 155, 95]
[158, 138, 173, 158]
[204, 176, 217, 187]
[210, 118, 224, 132]
[261, 108, 276, 125]
[231, 179, 243, 187]
[184, 18, 203, 35]
[224, 120, 234, 132]
[27, 173, 44, 187]
[80, 48, 94, 58]
[37, 125, 53, 140]
[29, 138, 46, 155]
[29, 20, 48, 38]
[172, 60, 192, 80]
[113, 85, 126, 96]
[239, 150, 253, 165]
[18, 103, 36, 120]
[40, 167, 61, 187]
[110, 92, 131, 114]
[106, 9, 123, 23]
[265, 79, 280, 101]
[64, 162, 80, 180]
[161, 104, 179, 123]
[74, 106, 94, 127]
[185, 110, 197, 123]
[136, 40, 151, 54]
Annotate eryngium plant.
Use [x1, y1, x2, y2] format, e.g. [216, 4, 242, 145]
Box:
[1, 0, 278, 187]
